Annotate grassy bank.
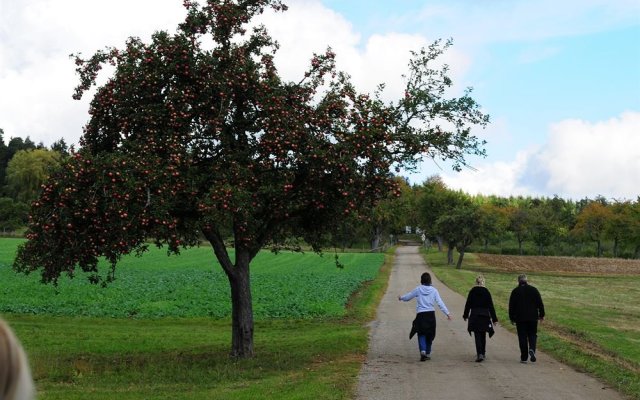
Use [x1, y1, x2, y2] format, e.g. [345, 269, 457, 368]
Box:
[1, 238, 394, 399]
[423, 249, 640, 400]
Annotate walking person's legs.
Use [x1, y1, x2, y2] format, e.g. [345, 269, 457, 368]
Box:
[515, 323, 529, 363]
[418, 334, 430, 361]
[418, 334, 427, 353]
[527, 320, 538, 362]
[425, 339, 432, 355]
[473, 331, 486, 361]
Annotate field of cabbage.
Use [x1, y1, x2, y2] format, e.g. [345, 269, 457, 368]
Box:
[0, 238, 384, 319]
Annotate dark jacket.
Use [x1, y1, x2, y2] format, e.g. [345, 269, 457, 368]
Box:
[409, 311, 436, 342]
[509, 283, 545, 323]
[463, 286, 498, 336]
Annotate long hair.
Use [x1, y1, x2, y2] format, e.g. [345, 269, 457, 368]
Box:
[0, 319, 35, 400]
[420, 272, 432, 286]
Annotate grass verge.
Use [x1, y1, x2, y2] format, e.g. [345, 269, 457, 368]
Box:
[3, 248, 394, 399]
[422, 249, 640, 400]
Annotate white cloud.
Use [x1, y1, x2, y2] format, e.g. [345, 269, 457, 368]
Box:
[258, 0, 468, 100]
[433, 111, 640, 200]
[0, 0, 186, 145]
[1, 0, 468, 145]
[412, 149, 535, 197]
[538, 111, 640, 200]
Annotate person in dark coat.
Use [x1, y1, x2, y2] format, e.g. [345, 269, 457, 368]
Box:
[509, 273, 545, 363]
[399, 272, 452, 361]
[463, 274, 498, 362]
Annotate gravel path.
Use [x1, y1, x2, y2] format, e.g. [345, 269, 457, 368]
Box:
[356, 245, 626, 400]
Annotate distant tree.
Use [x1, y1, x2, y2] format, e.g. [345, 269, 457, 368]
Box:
[430, 189, 470, 265]
[417, 175, 450, 251]
[14, 0, 488, 358]
[0, 197, 29, 233]
[0, 129, 7, 189]
[434, 199, 481, 268]
[5, 137, 36, 159]
[631, 200, 640, 259]
[2, 136, 38, 187]
[547, 195, 577, 230]
[606, 201, 634, 257]
[477, 202, 509, 251]
[5, 149, 62, 203]
[572, 202, 612, 257]
[528, 205, 558, 255]
[507, 206, 530, 255]
[51, 138, 71, 157]
[368, 177, 413, 249]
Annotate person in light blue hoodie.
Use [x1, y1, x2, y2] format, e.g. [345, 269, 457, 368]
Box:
[399, 272, 452, 361]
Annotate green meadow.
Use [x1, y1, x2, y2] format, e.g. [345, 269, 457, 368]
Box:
[424, 250, 640, 400]
[1, 238, 392, 399]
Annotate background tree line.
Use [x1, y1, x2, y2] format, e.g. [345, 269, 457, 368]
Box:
[0, 128, 69, 234]
[403, 175, 640, 264]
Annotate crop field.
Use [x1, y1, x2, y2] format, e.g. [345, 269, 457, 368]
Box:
[425, 250, 640, 399]
[0, 238, 384, 319]
[475, 253, 640, 275]
[1, 238, 390, 399]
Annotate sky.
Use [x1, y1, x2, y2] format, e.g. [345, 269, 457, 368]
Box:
[1, 0, 639, 201]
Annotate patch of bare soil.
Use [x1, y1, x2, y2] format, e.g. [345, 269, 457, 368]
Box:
[475, 254, 640, 275]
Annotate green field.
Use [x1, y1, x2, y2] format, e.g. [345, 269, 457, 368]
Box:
[0, 238, 383, 319]
[424, 250, 640, 399]
[0, 238, 391, 399]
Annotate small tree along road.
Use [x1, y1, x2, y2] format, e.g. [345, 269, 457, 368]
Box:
[14, 0, 488, 358]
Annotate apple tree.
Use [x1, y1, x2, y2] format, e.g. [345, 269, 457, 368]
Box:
[14, 0, 488, 357]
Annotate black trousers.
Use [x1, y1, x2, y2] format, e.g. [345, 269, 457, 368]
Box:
[515, 320, 538, 361]
[473, 331, 486, 355]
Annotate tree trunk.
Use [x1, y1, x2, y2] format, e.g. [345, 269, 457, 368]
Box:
[613, 238, 619, 258]
[203, 228, 255, 358]
[518, 239, 523, 255]
[436, 236, 443, 252]
[228, 249, 254, 358]
[456, 248, 465, 269]
[371, 225, 382, 251]
[446, 243, 455, 265]
[596, 240, 602, 257]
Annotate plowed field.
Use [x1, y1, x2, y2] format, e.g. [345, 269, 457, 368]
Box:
[475, 253, 640, 275]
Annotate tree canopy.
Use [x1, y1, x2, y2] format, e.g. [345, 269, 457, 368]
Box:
[5, 149, 62, 203]
[14, 0, 488, 357]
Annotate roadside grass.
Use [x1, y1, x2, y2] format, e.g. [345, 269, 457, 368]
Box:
[1, 239, 394, 399]
[423, 249, 640, 400]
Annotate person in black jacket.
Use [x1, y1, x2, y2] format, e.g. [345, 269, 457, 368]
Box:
[463, 275, 498, 362]
[509, 274, 545, 363]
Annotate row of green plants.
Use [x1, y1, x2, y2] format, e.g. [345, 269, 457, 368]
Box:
[424, 249, 640, 399]
[0, 239, 383, 319]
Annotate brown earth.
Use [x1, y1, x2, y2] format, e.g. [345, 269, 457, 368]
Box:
[475, 253, 640, 275]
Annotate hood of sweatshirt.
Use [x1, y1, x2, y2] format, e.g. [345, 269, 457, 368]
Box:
[418, 285, 436, 295]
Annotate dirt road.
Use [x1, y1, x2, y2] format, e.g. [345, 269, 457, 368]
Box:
[356, 246, 625, 400]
